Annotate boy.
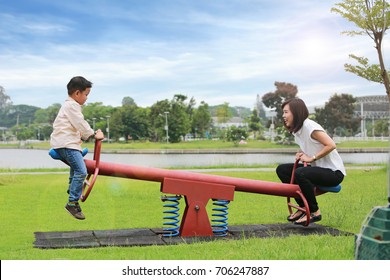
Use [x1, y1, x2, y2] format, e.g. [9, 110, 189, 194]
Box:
[50, 76, 104, 220]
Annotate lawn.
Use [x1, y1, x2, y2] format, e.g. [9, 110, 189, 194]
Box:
[3, 139, 389, 150]
[0, 166, 387, 260]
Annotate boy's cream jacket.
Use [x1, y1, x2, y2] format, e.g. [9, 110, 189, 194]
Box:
[50, 97, 94, 151]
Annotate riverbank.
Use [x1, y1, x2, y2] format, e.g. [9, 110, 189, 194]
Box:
[0, 148, 387, 169]
[0, 165, 382, 176]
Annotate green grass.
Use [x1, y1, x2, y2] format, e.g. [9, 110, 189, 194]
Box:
[0, 166, 387, 260]
[336, 140, 389, 148]
[3, 139, 389, 150]
[0, 168, 68, 173]
[3, 139, 292, 150]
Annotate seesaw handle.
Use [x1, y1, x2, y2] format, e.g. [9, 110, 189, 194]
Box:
[287, 160, 311, 226]
[80, 139, 102, 202]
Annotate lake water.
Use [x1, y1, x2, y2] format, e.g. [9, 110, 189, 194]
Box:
[0, 148, 387, 169]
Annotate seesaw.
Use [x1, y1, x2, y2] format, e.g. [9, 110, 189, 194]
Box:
[49, 140, 341, 237]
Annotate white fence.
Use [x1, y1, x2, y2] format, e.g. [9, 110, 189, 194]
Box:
[333, 136, 389, 142]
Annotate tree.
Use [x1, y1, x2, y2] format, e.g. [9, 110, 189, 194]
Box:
[373, 118, 389, 135]
[225, 126, 248, 146]
[5, 104, 40, 127]
[149, 99, 170, 142]
[216, 102, 231, 124]
[83, 102, 114, 125]
[262, 81, 298, 127]
[110, 104, 150, 141]
[186, 96, 197, 117]
[331, 0, 390, 99]
[0, 86, 12, 110]
[0, 86, 13, 128]
[34, 108, 49, 124]
[169, 95, 191, 143]
[248, 109, 262, 139]
[149, 96, 192, 143]
[192, 101, 212, 138]
[332, 0, 390, 205]
[122, 96, 137, 106]
[314, 94, 359, 136]
[11, 125, 35, 141]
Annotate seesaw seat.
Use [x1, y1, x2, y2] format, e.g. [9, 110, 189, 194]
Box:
[49, 148, 89, 160]
[48, 147, 95, 202]
[316, 184, 342, 193]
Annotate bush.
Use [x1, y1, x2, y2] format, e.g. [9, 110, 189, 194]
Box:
[225, 126, 248, 145]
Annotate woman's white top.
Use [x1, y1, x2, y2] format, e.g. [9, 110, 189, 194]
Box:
[293, 118, 346, 175]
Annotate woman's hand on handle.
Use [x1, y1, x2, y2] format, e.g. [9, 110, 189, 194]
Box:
[295, 152, 303, 161]
[299, 153, 316, 163]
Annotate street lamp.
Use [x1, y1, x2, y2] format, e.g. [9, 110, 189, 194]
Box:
[100, 116, 110, 143]
[159, 112, 169, 143]
[266, 109, 277, 142]
[106, 115, 110, 143]
[164, 112, 169, 143]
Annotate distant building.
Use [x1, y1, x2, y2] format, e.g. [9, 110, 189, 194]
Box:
[255, 94, 266, 119]
[212, 117, 248, 129]
[353, 95, 389, 138]
[354, 95, 389, 119]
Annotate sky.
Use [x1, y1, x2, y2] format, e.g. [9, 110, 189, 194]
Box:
[0, 0, 389, 110]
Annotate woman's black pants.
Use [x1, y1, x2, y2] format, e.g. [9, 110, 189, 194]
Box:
[276, 163, 344, 213]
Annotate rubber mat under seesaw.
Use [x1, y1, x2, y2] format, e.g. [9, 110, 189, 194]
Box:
[34, 223, 353, 249]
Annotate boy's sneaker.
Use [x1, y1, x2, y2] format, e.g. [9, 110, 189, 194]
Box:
[65, 202, 85, 220]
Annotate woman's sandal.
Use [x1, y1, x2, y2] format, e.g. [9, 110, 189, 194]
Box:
[287, 210, 304, 222]
[294, 213, 322, 226]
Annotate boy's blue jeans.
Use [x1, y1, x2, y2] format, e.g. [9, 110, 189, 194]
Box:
[55, 148, 87, 202]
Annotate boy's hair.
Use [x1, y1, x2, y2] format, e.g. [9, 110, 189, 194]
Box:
[281, 98, 309, 133]
[67, 76, 93, 95]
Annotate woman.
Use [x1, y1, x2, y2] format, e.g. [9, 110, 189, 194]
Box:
[276, 98, 346, 225]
